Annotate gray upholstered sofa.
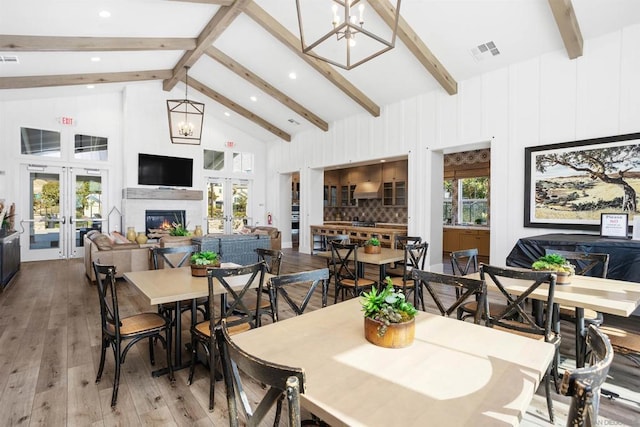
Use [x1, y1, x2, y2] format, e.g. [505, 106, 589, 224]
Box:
[191, 234, 271, 266]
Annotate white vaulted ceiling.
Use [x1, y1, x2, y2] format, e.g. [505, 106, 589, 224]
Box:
[1, 0, 640, 142]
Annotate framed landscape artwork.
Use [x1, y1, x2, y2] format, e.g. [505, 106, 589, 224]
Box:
[524, 132, 640, 231]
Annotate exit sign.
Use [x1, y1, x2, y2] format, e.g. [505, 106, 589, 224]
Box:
[57, 116, 75, 126]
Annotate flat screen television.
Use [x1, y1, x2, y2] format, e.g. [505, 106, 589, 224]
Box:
[138, 153, 193, 187]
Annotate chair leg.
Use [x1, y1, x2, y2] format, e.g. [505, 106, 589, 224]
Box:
[148, 337, 156, 365]
[95, 336, 108, 383]
[209, 341, 215, 411]
[188, 337, 198, 385]
[544, 368, 554, 423]
[111, 343, 122, 407]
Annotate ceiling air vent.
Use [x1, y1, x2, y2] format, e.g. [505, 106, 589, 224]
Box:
[470, 41, 500, 62]
[0, 55, 19, 64]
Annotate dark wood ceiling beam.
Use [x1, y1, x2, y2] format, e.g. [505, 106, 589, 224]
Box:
[205, 46, 329, 132]
[548, 0, 583, 59]
[367, 0, 457, 95]
[188, 76, 291, 142]
[243, 1, 380, 117]
[0, 35, 195, 51]
[163, 0, 250, 91]
[0, 70, 171, 90]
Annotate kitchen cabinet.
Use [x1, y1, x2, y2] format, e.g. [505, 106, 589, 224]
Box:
[382, 160, 407, 206]
[442, 227, 490, 260]
[324, 170, 339, 207]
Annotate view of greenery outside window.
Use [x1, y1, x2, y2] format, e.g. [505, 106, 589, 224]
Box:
[459, 177, 489, 224]
[203, 149, 224, 170]
[74, 134, 108, 160]
[21, 127, 61, 157]
[443, 180, 453, 224]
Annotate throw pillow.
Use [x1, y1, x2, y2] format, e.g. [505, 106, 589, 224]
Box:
[110, 230, 130, 244]
[91, 233, 114, 251]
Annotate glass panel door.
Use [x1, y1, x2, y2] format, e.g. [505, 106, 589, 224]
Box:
[206, 178, 251, 234]
[207, 179, 226, 234]
[21, 164, 107, 261]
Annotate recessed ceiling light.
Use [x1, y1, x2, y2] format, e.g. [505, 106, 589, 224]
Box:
[91, 57, 101, 62]
[380, 159, 386, 163]
[86, 85, 95, 89]
[288, 72, 297, 80]
[224, 112, 231, 117]
[250, 96, 257, 102]
[99, 10, 111, 18]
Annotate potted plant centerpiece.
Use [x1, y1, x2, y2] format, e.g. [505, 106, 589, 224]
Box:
[364, 236, 381, 254]
[361, 277, 417, 348]
[190, 251, 220, 277]
[531, 253, 575, 284]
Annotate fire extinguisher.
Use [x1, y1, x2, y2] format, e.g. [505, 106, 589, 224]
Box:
[267, 212, 272, 225]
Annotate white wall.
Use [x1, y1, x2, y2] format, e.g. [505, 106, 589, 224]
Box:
[267, 24, 640, 267]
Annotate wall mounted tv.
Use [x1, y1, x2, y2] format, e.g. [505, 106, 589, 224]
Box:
[138, 153, 193, 187]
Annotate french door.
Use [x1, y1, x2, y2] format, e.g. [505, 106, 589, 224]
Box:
[206, 178, 251, 234]
[20, 164, 108, 261]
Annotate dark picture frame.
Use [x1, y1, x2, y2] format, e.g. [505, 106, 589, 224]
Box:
[524, 132, 640, 231]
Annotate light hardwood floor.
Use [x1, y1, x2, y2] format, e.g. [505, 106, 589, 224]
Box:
[0, 250, 638, 426]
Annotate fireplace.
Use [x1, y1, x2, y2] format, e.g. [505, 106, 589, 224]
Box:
[145, 210, 186, 235]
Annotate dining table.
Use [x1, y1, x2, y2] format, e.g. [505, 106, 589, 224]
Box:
[232, 298, 555, 426]
[315, 247, 405, 282]
[466, 270, 640, 367]
[124, 264, 272, 375]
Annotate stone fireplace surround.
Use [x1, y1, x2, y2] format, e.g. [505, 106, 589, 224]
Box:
[121, 188, 204, 236]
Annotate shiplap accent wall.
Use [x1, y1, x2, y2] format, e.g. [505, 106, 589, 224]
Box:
[267, 24, 640, 268]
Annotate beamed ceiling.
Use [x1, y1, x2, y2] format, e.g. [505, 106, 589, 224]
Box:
[1, 0, 640, 142]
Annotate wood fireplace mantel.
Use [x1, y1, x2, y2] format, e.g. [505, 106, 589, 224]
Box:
[122, 188, 203, 201]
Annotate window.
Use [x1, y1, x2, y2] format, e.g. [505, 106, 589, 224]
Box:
[21, 127, 61, 157]
[459, 177, 488, 224]
[232, 152, 253, 173]
[443, 179, 453, 224]
[442, 176, 489, 225]
[74, 134, 108, 160]
[203, 149, 224, 171]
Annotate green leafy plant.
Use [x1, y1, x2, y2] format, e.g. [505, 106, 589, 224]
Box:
[531, 253, 575, 274]
[361, 277, 417, 337]
[190, 251, 219, 266]
[170, 213, 191, 236]
[365, 237, 381, 247]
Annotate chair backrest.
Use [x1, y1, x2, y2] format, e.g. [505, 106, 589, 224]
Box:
[403, 242, 428, 273]
[92, 262, 121, 337]
[561, 325, 614, 427]
[271, 268, 331, 315]
[329, 242, 358, 283]
[480, 264, 557, 340]
[255, 247, 283, 275]
[151, 244, 198, 269]
[207, 262, 266, 329]
[395, 235, 422, 251]
[450, 248, 479, 276]
[544, 249, 609, 278]
[412, 269, 487, 324]
[323, 234, 349, 251]
[216, 319, 305, 427]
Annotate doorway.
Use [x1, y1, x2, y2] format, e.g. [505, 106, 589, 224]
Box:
[206, 178, 252, 234]
[20, 164, 107, 261]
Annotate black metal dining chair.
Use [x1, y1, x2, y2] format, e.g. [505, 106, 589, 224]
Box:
[329, 242, 376, 303]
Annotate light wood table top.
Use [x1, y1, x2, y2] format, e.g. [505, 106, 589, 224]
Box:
[466, 272, 640, 317]
[315, 247, 405, 265]
[124, 265, 273, 305]
[232, 298, 555, 427]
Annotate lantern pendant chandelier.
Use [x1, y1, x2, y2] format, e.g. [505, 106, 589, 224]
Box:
[296, 0, 401, 70]
[167, 66, 204, 145]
